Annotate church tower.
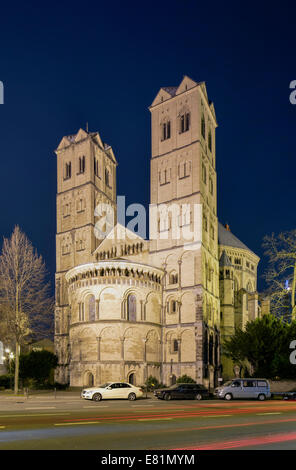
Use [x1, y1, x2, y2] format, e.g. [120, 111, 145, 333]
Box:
[149, 76, 220, 387]
[54, 128, 117, 383]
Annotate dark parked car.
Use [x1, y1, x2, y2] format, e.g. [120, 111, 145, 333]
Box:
[283, 392, 296, 401]
[154, 383, 209, 401]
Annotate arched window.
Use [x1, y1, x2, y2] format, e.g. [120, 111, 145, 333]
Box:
[180, 112, 190, 133]
[171, 300, 177, 313]
[173, 339, 178, 352]
[65, 162, 71, 179]
[127, 294, 137, 321]
[161, 120, 171, 141]
[208, 130, 212, 151]
[87, 295, 96, 322]
[79, 156, 85, 174]
[169, 272, 178, 285]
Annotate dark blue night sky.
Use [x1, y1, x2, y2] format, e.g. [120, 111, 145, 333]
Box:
[0, 1, 295, 292]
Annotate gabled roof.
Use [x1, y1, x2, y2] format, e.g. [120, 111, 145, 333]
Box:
[55, 129, 117, 164]
[150, 76, 199, 108]
[219, 250, 233, 267]
[149, 76, 217, 125]
[218, 222, 257, 257]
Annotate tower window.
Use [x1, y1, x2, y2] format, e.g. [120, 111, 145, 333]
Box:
[159, 167, 171, 185]
[78, 156, 85, 174]
[65, 162, 71, 180]
[105, 168, 111, 187]
[161, 121, 171, 141]
[179, 160, 191, 179]
[208, 131, 212, 152]
[180, 112, 190, 133]
[94, 157, 99, 177]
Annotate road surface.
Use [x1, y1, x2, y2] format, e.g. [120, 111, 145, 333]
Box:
[0, 392, 296, 450]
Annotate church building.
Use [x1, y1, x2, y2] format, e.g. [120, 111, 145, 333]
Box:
[54, 76, 261, 389]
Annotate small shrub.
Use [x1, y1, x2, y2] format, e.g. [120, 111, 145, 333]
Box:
[176, 375, 196, 384]
[145, 376, 165, 391]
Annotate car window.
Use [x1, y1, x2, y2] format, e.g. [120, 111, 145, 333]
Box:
[110, 383, 121, 389]
[232, 381, 241, 387]
[223, 381, 232, 387]
[98, 383, 111, 388]
[243, 380, 256, 388]
[120, 383, 131, 388]
[257, 381, 267, 387]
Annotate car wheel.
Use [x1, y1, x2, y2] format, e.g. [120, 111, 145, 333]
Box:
[164, 393, 171, 401]
[92, 393, 102, 402]
[128, 393, 136, 401]
[258, 393, 266, 401]
[224, 393, 233, 401]
[195, 393, 203, 400]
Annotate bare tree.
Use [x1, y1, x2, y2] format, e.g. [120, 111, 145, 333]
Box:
[0, 226, 53, 393]
[263, 230, 296, 321]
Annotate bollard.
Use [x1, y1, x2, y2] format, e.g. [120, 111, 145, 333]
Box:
[54, 387, 57, 399]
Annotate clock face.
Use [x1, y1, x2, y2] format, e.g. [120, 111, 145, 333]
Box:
[94, 202, 115, 239]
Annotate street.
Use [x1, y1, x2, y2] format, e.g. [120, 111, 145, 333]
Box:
[0, 392, 296, 449]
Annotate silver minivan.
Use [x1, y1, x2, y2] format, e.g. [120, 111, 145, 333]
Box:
[215, 378, 271, 401]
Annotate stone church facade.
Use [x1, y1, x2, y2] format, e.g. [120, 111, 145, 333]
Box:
[54, 76, 261, 388]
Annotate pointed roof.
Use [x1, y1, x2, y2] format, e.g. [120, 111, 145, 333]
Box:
[219, 250, 233, 267]
[218, 222, 257, 257]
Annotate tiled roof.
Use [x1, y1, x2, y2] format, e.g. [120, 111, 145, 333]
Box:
[218, 222, 255, 254]
[162, 86, 178, 96]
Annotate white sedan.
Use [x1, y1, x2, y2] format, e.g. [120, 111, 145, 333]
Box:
[81, 382, 144, 401]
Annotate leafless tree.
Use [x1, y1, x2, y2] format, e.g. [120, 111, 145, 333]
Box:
[263, 230, 296, 321]
[0, 226, 53, 393]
